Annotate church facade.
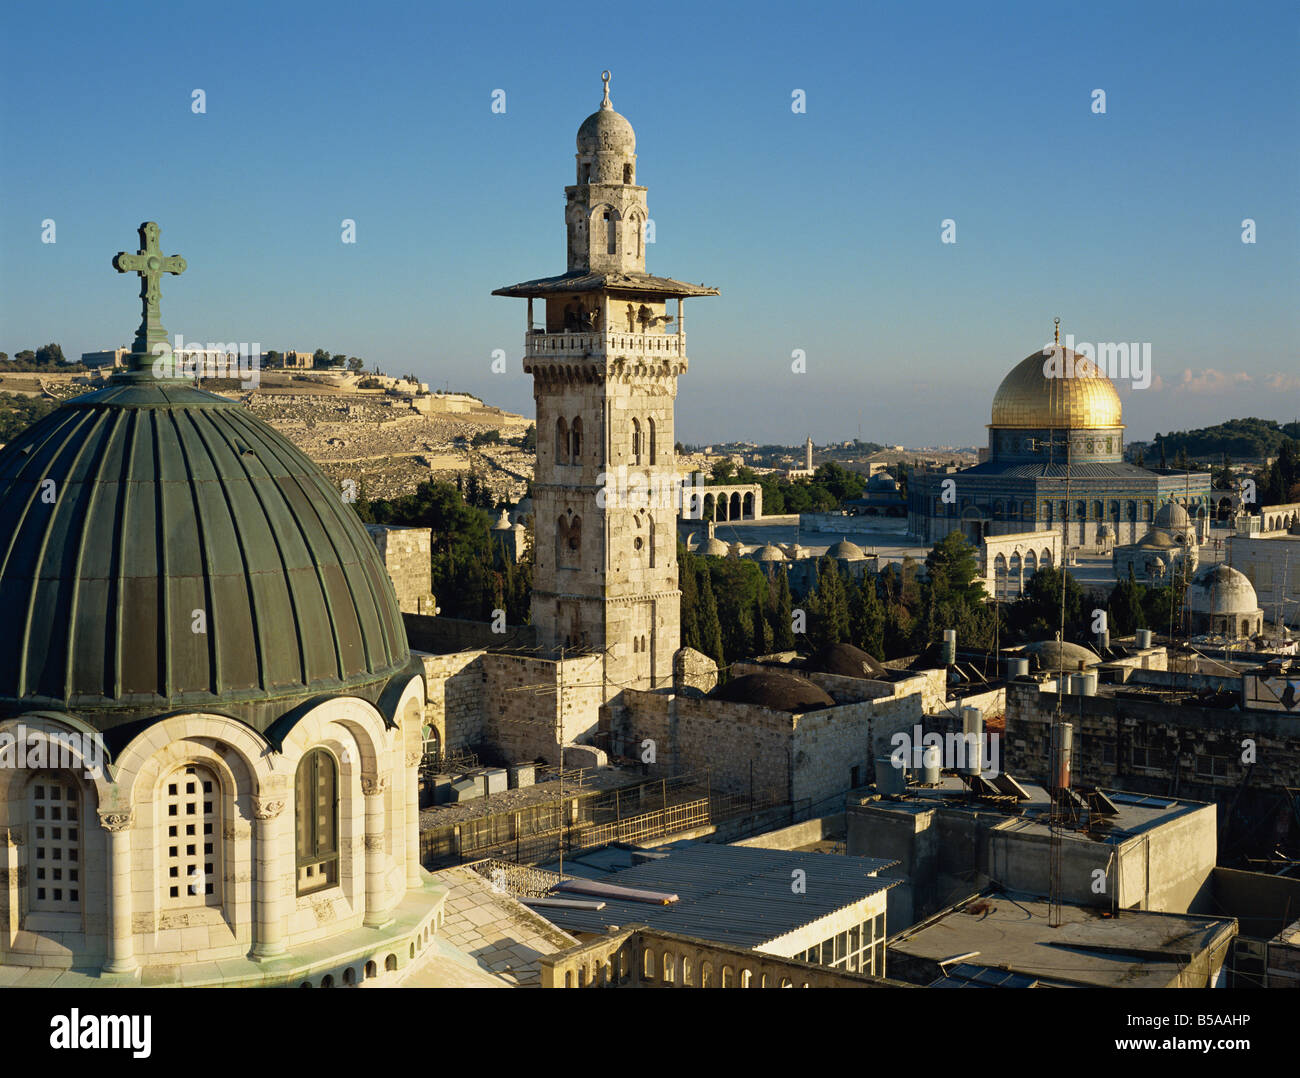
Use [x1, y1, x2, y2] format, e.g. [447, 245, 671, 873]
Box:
[908, 333, 1214, 554]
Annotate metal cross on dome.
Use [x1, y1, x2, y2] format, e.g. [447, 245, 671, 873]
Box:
[113, 221, 186, 357]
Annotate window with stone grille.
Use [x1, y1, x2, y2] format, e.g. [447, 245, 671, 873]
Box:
[296, 749, 339, 895]
[162, 765, 221, 908]
[28, 777, 82, 913]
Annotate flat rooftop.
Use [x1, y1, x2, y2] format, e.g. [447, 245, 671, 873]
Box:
[891, 890, 1235, 988]
[857, 774, 1210, 842]
[532, 842, 898, 949]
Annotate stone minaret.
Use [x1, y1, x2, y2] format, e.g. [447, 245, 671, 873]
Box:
[805, 436, 814, 472]
[494, 72, 718, 695]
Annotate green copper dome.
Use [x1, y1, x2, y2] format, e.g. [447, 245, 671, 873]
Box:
[0, 381, 410, 733]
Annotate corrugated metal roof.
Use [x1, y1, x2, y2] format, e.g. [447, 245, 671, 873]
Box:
[536, 844, 897, 948]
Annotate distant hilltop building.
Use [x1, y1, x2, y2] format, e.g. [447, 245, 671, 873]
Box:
[907, 324, 1213, 554]
[787, 436, 816, 479]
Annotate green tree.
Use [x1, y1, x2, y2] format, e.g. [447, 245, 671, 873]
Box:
[752, 591, 774, 655]
[770, 568, 795, 651]
[1106, 565, 1147, 635]
[848, 573, 886, 659]
[313, 349, 330, 367]
[808, 556, 851, 652]
[34, 343, 66, 367]
[710, 459, 736, 483]
[347, 356, 364, 371]
[678, 543, 701, 651]
[1009, 566, 1085, 641]
[696, 566, 726, 670]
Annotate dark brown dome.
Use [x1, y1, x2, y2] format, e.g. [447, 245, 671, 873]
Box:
[710, 672, 834, 712]
[805, 642, 887, 680]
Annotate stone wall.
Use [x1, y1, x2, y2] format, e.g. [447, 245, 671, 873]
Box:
[416, 650, 486, 752]
[608, 675, 931, 808]
[480, 651, 606, 764]
[366, 525, 435, 614]
[540, 926, 899, 988]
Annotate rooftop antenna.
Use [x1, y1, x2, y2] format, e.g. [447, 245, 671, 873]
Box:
[1048, 316, 1070, 928]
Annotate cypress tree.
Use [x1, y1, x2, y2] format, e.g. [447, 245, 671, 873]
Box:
[849, 573, 886, 659]
[771, 568, 795, 651]
[696, 566, 726, 671]
[678, 547, 701, 652]
[752, 590, 774, 656]
[810, 556, 850, 651]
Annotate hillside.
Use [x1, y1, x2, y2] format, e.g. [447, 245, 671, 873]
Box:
[1148, 417, 1300, 460]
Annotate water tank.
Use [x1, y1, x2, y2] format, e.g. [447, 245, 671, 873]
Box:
[1135, 628, 1153, 649]
[1080, 671, 1098, 697]
[1006, 657, 1030, 680]
[958, 706, 983, 776]
[918, 742, 942, 784]
[875, 756, 906, 796]
[1096, 629, 1110, 651]
[1049, 722, 1073, 791]
[1066, 673, 1084, 696]
[940, 628, 957, 665]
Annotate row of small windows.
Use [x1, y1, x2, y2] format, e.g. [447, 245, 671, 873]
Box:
[569, 203, 644, 257]
[25, 749, 341, 915]
[935, 498, 1159, 522]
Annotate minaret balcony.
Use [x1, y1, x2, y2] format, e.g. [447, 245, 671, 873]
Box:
[525, 329, 685, 360]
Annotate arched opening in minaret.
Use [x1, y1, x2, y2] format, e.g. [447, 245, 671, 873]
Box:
[557, 515, 581, 567]
[604, 210, 618, 255]
[647, 516, 656, 568]
[647, 417, 656, 464]
[623, 164, 633, 184]
[570, 417, 583, 462]
[556, 416, 569, 465]
[631, 418, 642, 465]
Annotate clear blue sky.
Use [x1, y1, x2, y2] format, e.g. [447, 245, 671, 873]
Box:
[2, 0, 1296, 446]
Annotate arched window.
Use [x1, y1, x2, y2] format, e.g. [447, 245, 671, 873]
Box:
[556, 416, 569, 465]
[648, 417, 656, 464]
[557, 515, 581, 566]
[631, 419, 641, 465]
[28, 776, 82, 913]
[604, 210, 617, 255]
[623, 164, 634, 185]
[647, 516, 656, 568]
[162, 764, 221, 908]
[296, 749, 338, 895]
[570, 416, 582, 462]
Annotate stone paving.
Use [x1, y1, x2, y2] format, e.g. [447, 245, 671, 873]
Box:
[407, 865, 577, 987]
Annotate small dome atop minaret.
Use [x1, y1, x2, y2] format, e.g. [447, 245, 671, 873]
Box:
[577, 70, 635, 157]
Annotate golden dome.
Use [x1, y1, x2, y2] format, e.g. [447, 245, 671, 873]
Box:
[990, 348, 1124, 430]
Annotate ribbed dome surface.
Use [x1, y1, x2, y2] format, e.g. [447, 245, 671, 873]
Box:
[991, 348, 1123, 430]
[0, 382, 409, 725]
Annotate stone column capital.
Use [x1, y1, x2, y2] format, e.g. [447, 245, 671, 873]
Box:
[252, 797, 286, 820]
[361, 775, 388, 797]
[405, 747, 423, 768]
[98, 810, 133, 833]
